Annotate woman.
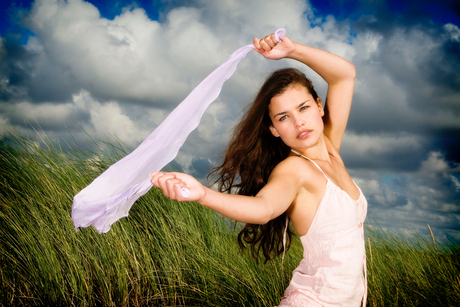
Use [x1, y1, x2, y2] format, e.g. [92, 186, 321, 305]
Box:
[151, 32, 367, 306]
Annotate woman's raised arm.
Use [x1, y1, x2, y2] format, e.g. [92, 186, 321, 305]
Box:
[288, 43, 355, 151]
[254, 34, 356, 152]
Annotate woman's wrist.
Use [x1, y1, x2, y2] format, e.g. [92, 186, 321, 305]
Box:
[285, 41, 300, 60]
[198, 185, 211, 207]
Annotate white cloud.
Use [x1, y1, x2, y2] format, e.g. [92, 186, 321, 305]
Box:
[343, 132, 423, 156]
[452, 175, 460, 191]
[418, 151, 460, 179]
[444, 23, 460, 41]
[72, 90, 151, 147]
[11, 101, 73, 123]
[27, 0, 190, 102]
[419, 151, 450, 174]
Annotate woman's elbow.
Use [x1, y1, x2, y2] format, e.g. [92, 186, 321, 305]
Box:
[252, 209, 276, 225]
[347, 62, 356, 80]
[262, 208, 284, 225]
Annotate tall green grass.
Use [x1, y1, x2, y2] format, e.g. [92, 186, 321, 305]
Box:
[365, 227, 460, 306]
[0, 131, 459, 306]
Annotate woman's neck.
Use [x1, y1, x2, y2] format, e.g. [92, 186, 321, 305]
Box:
[290, 134, 331, 162]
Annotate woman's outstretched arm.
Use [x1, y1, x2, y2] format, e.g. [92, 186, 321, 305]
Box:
[150, 158, 301, 224]
[254, 34, 356, 152]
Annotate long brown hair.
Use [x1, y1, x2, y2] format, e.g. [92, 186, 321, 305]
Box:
[210, 68, 319, 262]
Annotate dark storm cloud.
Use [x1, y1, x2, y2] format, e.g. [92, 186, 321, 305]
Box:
[5, 103, 91, 131]
[0, 35, 81, 103]
[426, 37, 460, 92]
[341, 135, 429, 172]
[343, 4, 460, 176]
[0, 37, 34, 102]
[368, 170, 460, 234]
[25, 58, 78, 103]
[351, 0, 460, 110]
[190, 157, 214, 179]
[433, 133, 460, 164]
[352, 21, 460, 114]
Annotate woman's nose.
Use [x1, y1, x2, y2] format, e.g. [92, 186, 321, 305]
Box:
[294, 116, 305, 128]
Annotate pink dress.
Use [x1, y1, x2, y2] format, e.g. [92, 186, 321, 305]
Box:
[279, 152, 367, 307]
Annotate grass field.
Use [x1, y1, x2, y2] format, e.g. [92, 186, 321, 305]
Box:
[1, 131, 459, 306]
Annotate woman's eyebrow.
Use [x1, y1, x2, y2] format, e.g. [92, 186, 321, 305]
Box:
[273, 100, 310, 118]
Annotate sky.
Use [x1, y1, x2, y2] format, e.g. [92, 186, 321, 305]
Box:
[1, 0, 459, 242]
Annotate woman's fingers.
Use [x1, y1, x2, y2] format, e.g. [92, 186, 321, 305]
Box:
[263, 34, 277, 48]
[150, 172, 186, 199]
[261, 34, 278, 49]
[150, 172, 164, 184]
[253, 37, 262, 51]
[162, 176, 184, 199]
[253, 33, 284, 57]
[150, 172, 205, 202]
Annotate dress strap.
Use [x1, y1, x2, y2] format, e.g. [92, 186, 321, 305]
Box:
[282, 213, 289, 264]
[290, 149, 328, 180]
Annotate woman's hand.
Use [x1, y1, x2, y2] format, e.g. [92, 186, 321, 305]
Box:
[150, 172, 207, 202]
[253, 33, 296, 60]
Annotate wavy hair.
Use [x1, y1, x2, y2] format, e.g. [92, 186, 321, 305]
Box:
[210, 68, 319, 262]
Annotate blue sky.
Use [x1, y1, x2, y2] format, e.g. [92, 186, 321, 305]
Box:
[1, 0, 459, 241]
[3, 0, 459, 39]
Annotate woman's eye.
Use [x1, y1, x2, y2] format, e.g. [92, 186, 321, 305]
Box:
[279, 115, 288, 121]
[300, 106, 309, 111]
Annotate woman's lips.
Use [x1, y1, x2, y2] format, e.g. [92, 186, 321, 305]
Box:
[297, 130, 312, 139]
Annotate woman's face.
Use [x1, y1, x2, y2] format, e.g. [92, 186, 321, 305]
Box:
[268, 85, 324, 151]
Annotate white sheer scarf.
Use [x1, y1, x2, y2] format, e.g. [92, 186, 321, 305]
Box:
[72, 29, 286, 233]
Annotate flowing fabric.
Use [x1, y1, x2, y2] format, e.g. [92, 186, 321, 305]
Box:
[72, 29, 286, 233]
